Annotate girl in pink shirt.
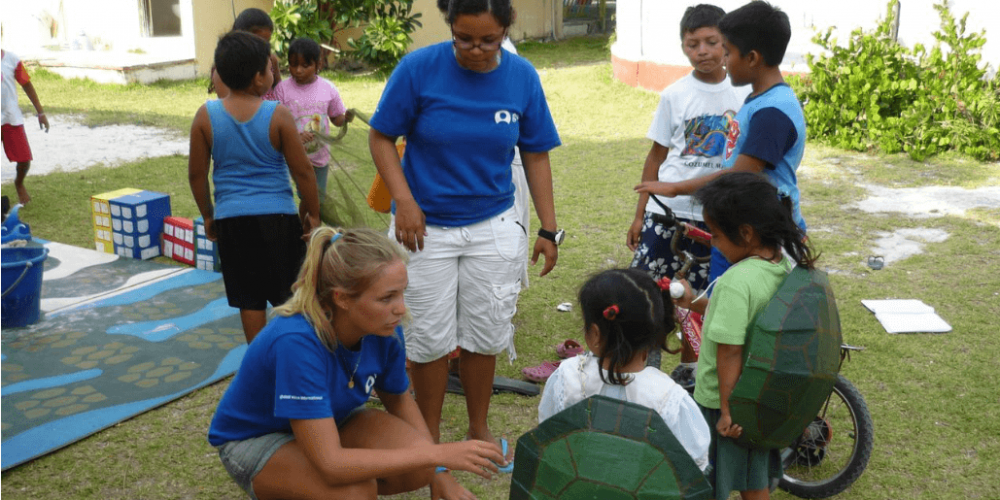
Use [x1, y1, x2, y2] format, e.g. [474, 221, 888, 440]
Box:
[273, 38, 353, 201]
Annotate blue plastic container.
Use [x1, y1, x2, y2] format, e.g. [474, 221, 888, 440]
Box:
[2, 246, 49, 328]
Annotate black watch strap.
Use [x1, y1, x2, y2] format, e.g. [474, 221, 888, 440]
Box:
[537, 228, 564, 245]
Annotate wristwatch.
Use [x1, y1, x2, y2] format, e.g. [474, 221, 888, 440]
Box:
[537, 228, 566, 246]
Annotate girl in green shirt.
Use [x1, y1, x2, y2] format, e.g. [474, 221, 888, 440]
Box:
[681, 172, 818, 500]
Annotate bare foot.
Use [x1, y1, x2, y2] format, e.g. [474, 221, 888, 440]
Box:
[430, 471, 477, 500]
[15, 183, 30, 205]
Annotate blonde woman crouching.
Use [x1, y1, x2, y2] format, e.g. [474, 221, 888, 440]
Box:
[208, 226, 506, 500]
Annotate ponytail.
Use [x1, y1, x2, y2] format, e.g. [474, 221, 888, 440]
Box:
[274, 226, 408, 352]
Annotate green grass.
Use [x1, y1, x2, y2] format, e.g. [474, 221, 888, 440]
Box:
[4, 35, 1000, 499]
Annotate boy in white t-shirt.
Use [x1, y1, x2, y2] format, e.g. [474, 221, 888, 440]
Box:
[626, 4, 750, 378]
[2, 50, 49, 205]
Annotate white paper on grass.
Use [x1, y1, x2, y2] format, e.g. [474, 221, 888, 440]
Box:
[861, 299, 952, 334]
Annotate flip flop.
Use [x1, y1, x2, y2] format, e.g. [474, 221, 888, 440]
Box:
[521, 360, 561, 383]
[493, 437, 514, 474]
[555, 339, 584, 359]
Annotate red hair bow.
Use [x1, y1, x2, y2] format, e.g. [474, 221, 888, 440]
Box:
[603, 304, 620, 320]
[656, 277, 672, 291]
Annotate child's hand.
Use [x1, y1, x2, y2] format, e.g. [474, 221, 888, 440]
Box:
[299, 131, 315, 144]
[716, 412, 743, 439]
[634, 181, 678, 197]
[626, 215, 644, 251]
[38, 113, 49, 133]
[344, 110, 355, 124]
[204, 217, 217, 241]
[671, 278, 696, 309]
[301, 211, 320, 241]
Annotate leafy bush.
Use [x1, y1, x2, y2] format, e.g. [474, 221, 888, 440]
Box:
[790, 0, 999, 161]
[346, 1, 422, 76]
[269, 0, 421, 75]
[270, 0, 334, 60]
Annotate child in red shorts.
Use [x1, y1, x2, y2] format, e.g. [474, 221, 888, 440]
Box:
[2, 50, 49, 205]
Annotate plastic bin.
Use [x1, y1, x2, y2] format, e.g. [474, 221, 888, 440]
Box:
[2, 246, 49, 328]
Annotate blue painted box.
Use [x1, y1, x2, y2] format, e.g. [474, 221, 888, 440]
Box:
[194, 216, 221, 272]
[109, 190, 171, 260]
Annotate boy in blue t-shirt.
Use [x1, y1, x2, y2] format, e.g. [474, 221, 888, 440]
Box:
[711, 1, 807, 283]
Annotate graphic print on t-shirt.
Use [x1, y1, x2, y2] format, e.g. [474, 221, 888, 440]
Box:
[682, 111, 737, 157]
[724, 115, 742, 161]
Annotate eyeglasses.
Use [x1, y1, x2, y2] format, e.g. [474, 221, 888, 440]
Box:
[451, 30, 506, 52]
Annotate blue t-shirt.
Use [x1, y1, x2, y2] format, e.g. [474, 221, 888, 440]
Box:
[207, 99, 297, 220]
[207, 314, 409, 446]
[369, 42, 561, 227]
[722, 83, 807, 232]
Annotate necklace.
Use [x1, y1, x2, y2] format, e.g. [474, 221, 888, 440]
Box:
[337, 343, 363, 389]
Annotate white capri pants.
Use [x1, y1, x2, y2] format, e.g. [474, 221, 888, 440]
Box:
[390, 205, 527, 363]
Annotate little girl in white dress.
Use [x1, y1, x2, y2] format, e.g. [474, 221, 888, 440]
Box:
[538, 268, 710, 471]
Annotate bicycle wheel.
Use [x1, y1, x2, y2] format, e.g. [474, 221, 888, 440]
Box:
[778, 374, 874, 499]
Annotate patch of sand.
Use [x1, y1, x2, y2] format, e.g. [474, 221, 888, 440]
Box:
[852, 184, 1000, 267]
[1, 115, 187, 183]
[853, 184, 1000, 218]
[869, 228, 950, 266]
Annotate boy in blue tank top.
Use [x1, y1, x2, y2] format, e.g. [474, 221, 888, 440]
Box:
[189, 31, 320, 343]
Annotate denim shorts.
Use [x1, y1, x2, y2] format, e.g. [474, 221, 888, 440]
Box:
[216, 408, 365, 498]
[217, 432, 295, 500]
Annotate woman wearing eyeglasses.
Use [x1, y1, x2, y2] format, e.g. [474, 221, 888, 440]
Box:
[369, 0, 561, 498]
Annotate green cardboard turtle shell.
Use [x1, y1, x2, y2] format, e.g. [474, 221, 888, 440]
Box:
[510, 395, 713, 500]
[729, 267, 843, 450]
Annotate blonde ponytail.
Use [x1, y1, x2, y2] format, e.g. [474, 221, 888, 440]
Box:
[275, 226, 407, 352]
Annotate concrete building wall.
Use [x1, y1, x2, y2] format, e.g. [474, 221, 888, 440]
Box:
[2, 0, 564, 79]
[2, 0, 195, 57]
[613, 0, 999, 92]
[410, 0, 562, 51]
[191, 0, 273, 75]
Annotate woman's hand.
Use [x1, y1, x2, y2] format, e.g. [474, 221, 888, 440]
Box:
[626, 215, 645, 251]
[431, 471, 478, 500]
[634, 181, 679, 197]
[435, 440, 506, 479]
[717, 411, 743, 439]
[394, 198, 427, 251]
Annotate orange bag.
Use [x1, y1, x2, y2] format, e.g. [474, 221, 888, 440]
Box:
[367, 141, 405, 214]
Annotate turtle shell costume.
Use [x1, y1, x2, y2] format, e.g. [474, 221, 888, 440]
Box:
[510, 395, 713, 500]
[729, 266, 843, 450]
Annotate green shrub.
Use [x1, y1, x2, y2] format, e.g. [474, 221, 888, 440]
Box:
[270, 0, 334, 61]
[790, 0, 999, 161]
[269, 0, 421, 75]
[346, 2, 422, 76]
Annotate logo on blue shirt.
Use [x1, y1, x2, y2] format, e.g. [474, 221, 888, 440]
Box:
[495, 110, 520, 124]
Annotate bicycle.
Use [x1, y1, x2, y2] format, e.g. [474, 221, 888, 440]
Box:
[648, 195, 874, 499]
